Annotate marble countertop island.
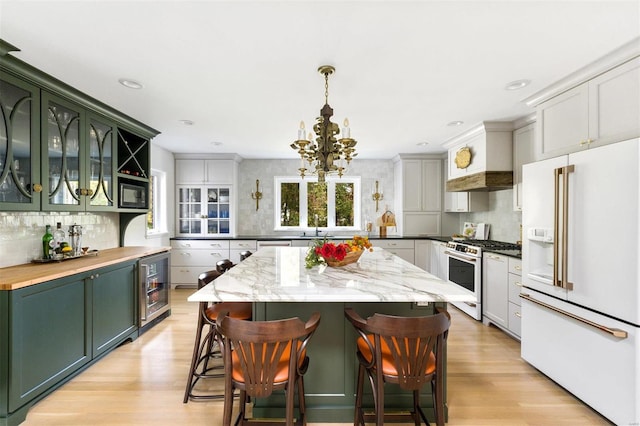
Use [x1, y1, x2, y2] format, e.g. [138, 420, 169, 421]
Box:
[188, 246, 475, 303]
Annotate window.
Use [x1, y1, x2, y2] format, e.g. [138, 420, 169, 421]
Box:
[146, 169, 168, 236]
[275, 176, 361, 232]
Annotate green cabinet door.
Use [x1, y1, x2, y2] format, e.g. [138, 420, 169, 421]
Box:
[92, 261, 137, 356]
[0, 72, 41, 211]
[8, 275, 91, 412]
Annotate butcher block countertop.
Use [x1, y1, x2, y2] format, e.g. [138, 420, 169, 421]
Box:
[0, 246, 170, 291]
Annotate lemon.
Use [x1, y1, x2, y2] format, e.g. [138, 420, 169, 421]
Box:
[61, 246, 72, 253]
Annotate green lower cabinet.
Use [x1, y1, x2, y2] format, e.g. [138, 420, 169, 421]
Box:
[252, 302, 445, 423]
[92, 262, 137, 356]
[9, 275, 90, 413]
[0, 260, 138, 426]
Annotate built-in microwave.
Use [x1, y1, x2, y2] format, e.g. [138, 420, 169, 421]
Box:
[119, 182, 148, 209]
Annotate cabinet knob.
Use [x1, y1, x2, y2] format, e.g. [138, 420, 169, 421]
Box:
[31, 183, 43, 193]
[514, 311, 522, 318]
[515, 265, 522, 271]
[87, 189, 94, 196]
[514, 281, 522, 287]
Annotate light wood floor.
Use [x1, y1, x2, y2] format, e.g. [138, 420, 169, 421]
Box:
[23, 288, 612, 425]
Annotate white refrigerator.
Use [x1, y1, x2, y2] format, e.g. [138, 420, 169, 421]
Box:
[521, 138, 639, 425]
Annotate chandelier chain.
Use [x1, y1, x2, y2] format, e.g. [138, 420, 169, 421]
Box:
[324, 72, 329, 105]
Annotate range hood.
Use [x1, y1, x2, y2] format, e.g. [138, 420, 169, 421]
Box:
[446, 171, 513, 192]
[443, 121, 514, 192]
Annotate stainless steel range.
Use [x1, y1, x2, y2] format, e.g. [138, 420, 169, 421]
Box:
[445, 239, 520, 320]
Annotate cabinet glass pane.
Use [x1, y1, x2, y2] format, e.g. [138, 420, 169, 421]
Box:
[88, 119, 113, 207]
[0, 79, 33, 203]
[179, 219, 201, 234]
[47, 102, 81, 206]
[207, 221, 219, 234]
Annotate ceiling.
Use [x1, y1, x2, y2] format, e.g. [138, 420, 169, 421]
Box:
[1, 1, 639, 160]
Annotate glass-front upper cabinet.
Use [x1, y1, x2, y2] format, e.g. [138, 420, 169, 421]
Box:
[176, 185, 233, 236]
[41, 92, 117, 211]
[42, 92, 84, 211]
[87, 113, 116, 210]
[0, 72, 41, 211]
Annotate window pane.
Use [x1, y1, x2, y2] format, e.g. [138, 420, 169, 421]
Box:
[307, 182, 327, 227]
[335, 182, 354, 227]
[280, 182, 300, 226]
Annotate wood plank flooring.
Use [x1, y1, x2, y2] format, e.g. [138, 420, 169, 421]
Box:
[23, 288, 612, 425]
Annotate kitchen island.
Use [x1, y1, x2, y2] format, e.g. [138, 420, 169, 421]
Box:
[189, 246, 474, 422]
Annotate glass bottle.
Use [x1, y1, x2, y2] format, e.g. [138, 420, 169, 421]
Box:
[42, 225, 53, 259]
[53, 222, 66, 254]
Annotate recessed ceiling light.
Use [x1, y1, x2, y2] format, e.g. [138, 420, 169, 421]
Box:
[118, 78, 143, 89]
[505, 79, 531, 90]
[416, 142, 429, 147]
[447, 121, 464, 127]
[211, 141, 223, 146]
[179, 120, 194, 126]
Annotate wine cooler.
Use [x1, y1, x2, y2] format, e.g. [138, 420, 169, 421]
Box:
[139, 251, 171, 334]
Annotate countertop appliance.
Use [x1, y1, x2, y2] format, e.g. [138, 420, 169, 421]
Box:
[138, 251, 171, 334]
[521, 138, 639, 425]
[119, 181, 148, 209]
[445, 239, 520, 320]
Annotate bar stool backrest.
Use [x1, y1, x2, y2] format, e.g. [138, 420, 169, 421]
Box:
[345, 309, 450, 390]
[216, 259, 234, 273]
[217, 312, 321, 398]
[198, 270, 223, 289]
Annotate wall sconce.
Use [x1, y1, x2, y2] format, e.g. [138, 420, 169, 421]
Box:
[372, 180, 384, 212]
[251, 179, 262, 211]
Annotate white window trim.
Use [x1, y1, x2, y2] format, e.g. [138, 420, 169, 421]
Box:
[274, 176, 361, 232]
[146, 169, 168, 237]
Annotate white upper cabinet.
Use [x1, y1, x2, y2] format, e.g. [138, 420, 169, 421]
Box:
[444, 190, 488, 213]
[393, 156, 442, 236]
[513, 120, 536, 211]
[530, 54, 640, 160]
[588, 57, 640, 147]
[175, 158, 237, 184]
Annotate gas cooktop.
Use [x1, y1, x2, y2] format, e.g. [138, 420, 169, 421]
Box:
[458, 239, 521, 250]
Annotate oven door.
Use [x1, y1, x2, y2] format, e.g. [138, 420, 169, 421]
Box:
[445, 250, 482, 320]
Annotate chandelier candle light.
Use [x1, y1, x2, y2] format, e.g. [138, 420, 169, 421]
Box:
[291, 65, 357, 182]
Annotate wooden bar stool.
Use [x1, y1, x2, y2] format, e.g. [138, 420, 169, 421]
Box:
[217, 311, 321, 426]
[344, 308, 451, 426]
[183, 268, 252, 403]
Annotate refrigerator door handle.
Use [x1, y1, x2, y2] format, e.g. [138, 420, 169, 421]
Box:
[520, 293, 628, 339]
[553, 167, 561, 287]
[561, 165, 574, 290]
[554, 165, 575, 290]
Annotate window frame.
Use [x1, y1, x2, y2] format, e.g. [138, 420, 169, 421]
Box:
[274, 176, 361, 232]
[146, 168, 168, 237]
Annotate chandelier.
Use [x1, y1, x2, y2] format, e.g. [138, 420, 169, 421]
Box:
[290, 65, 357, 182]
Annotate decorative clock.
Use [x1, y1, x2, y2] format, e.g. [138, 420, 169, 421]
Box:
[454, 146, 472, 169]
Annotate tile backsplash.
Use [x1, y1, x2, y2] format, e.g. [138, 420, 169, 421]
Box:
[0, 212, 119, 268]
[236, 159, 395, 236]
[456, 189, 522, 243]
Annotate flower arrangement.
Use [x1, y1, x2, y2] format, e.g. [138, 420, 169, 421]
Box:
[305, 235, 373, 268]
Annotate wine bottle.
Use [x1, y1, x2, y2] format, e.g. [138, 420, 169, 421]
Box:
[42, 225, 53, 259]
